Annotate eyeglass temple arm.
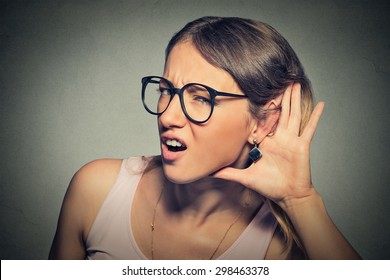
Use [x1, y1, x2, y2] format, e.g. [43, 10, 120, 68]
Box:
[215, 92, 249, 98]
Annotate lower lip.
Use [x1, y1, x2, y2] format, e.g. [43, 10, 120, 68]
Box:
[161, 144, 186, 162]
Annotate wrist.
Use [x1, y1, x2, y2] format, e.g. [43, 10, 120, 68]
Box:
[278, 187, 324, 214]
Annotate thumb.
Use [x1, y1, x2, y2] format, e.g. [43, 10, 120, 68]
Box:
[212, 166, 248, 186]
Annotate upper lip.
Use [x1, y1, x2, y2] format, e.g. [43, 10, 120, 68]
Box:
[160, 133, 187, 147]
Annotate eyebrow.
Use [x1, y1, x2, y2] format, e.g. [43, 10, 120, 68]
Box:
[159, 76, 246, 97]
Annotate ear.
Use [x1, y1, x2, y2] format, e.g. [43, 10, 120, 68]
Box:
[248, 95, 282, 143]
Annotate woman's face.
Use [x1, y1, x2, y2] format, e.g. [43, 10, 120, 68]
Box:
[159, 42, 255, 184]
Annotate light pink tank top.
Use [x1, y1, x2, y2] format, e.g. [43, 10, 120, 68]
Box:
[86, 157, 277, 259]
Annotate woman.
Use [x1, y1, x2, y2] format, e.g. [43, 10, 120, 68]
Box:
[49, 16, 360, 259]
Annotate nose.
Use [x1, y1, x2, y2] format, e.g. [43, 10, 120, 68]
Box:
[159, 93, 187, 128]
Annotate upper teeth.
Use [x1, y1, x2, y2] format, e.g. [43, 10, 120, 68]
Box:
[166, 139, 183, 147]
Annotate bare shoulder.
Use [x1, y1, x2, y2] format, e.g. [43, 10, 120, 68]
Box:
[49, 158, 122, 259]
[69, 158, 123, 230]
[70, 158, 123, 196]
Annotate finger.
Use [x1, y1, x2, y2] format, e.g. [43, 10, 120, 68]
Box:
[288, 83, 302, 134]
[278, 84, 293, 129]
[302, 102, 325, 141]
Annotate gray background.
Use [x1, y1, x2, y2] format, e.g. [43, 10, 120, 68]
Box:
[1, 0, 389, 260]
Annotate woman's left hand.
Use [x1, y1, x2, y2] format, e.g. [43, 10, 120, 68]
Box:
[213, 83, 325, 210]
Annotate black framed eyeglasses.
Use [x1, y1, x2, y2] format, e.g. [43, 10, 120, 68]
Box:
[141, 76, 248, 124]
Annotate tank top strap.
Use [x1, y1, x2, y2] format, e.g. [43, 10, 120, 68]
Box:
[86, 156, 152, 259]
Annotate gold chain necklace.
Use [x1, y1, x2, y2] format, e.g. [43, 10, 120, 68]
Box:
[150, 186, 164, 260]
[150, 186, 245, 260]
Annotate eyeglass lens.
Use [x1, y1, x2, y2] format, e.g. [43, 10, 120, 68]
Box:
[143, 77, 213, 122]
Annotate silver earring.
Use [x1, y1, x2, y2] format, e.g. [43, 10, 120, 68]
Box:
[248, 139, 262, 162]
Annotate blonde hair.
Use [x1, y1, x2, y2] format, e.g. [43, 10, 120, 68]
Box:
[165, 16, 314, 258]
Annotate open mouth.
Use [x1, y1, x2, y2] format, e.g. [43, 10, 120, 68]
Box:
[165, 139, 187, 152]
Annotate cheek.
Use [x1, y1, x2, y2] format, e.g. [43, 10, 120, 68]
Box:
[193, 113, 251, 165]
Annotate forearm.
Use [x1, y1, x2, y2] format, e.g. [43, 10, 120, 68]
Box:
[281, 189, 361, 260]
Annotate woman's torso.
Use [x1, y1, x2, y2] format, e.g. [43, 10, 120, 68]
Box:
[85, 156, 277, 259]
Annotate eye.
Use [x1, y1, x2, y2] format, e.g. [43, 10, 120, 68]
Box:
[185, 85, 211, 105]
[159, 87, 172, 96]
[193, 96, 211, 104]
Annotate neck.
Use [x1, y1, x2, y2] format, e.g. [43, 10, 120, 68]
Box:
[165, 177, 252, 225]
